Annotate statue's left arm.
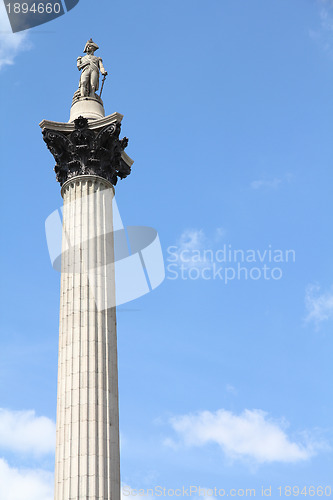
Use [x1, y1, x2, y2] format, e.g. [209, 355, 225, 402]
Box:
[98, 58, 108, 76]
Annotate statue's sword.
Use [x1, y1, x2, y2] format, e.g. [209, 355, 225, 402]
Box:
[99, 74, 107, 97]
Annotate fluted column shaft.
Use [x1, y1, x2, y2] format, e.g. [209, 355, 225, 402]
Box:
[54, 175, 120, 500]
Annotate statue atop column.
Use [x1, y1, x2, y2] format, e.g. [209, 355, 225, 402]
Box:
[76, 38, 108, 99]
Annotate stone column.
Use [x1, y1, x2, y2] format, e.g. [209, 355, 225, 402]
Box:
[40, 113, 134, 500]
[54, 176, 119, 500]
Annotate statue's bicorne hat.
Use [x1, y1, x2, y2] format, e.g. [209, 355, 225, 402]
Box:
[84, 38, 99, 53]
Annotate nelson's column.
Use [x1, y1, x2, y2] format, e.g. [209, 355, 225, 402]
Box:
[40, 39, 134, 500]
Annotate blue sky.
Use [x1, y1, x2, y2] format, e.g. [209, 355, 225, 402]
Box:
[1, 0, 333, 498]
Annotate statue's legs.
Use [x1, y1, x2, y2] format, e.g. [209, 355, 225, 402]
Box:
[80, 70, 90, 97]
[90, 71, 99, 97]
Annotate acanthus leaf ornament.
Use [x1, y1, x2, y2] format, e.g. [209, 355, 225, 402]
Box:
[42, 116, 131, 186]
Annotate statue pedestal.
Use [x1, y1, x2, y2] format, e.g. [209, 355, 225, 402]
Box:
[69, 96, 105, 122]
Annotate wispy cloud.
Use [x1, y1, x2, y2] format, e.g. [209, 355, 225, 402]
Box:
[320, 5, 333, 30]
[0, 458, 53, 500]
[250, 173, 293, 190]
[0, 2, 30, 70]
[165, 408, 324, 464]
[226, 384, 237, 395]
[168, 228, 226, 270]
[305, 284, 333, 325]
[309, 1, 333, 54]
[178, 229, 208, 251]
[0, 408, 55, 456]
[250, 178, 282, 190]
[214, 227, 226, 241]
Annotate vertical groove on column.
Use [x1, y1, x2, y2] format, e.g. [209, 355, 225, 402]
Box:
[64, 185, 72, 500]
[64, 186, 71, 500]
[85, 180, 94, 498]
[55, 189, 67, 500]
[70, 183, 76, 499]
[77, 180, 83, 497]
[85, 180, 91, 498]
[102, 189, 108, 499]
[68, 183, 76, 499]
[80, 179, 87, 498]
[92, 180, 97, 496]
[63, 185, 72, 500]
[105, 191, 112, 500]
[96, 183, 101, 498]
[96, 183, 102, 499]
[68, 182, 76, 499]
[102, 184, 108, 499]
[62, 190, 70, 497]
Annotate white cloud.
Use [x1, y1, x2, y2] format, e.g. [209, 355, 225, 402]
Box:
[310, 2, 333, 54]
[305, 284, 333, 325]
[166, 408, 322, 464]
[0, 408, 55, 456]
[319, 3, 333, 32]
[226, 384, 237, 395]
[178, 229, 207, 251]
[250, 178, 282, 190]
[170, 229, 212, 269]
[169, 228, 226, 270]
[214, 227, 226, 242]
[0, 2, 30, 70]
[250, 173, 293, 190]
[0, 458, 53, 500]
